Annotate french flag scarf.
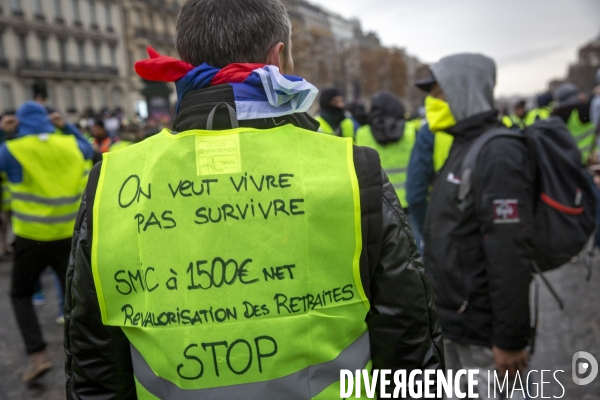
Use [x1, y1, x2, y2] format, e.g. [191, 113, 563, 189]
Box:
[135, 47, 318, 120]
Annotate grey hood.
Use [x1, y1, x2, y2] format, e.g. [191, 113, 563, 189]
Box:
[430, 53, 496, 122]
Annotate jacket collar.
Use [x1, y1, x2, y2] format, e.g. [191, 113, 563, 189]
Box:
[173, 85, 320, 133]
[447, 109, 501, 142]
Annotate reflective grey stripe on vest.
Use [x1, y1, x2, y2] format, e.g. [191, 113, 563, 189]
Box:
[392, 182, 406, 190]
[131, 331, 370, 400]
[12, 210, 79, 224]
[384, 167, 408, 175]
[575, 129, 594, 140]
[12, 192, 81, 206]
[580, 143, 593, 154]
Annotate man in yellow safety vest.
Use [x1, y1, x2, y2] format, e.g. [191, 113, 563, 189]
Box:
[315, 87, 356, 139]
[63, 0, 444, 398]
[356, 91, 415, 210]
[0, 101, 93, 383]
[552, 83, 596, 164]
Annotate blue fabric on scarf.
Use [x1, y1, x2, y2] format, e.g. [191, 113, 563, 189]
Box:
[175, 63, 221, 112]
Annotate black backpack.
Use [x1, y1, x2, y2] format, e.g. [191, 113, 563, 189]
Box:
[457, 117, 596, 274]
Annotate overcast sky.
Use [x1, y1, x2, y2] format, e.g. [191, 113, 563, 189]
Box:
[311, 0, 600, 97]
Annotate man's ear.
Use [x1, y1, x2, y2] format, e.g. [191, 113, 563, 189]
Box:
[266, 42, 285, 68]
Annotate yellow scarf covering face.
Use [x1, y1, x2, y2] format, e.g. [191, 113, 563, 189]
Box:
[425, 95, 457, 132]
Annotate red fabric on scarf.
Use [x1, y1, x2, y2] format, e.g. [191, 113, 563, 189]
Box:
[134, 47, 194, 82]
[212, 63, 266, 85]
[134, 46, 266, 84]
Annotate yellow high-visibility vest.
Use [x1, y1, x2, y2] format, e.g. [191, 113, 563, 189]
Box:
[433, 132, 454, 173]
[315, 116, 355, 138]
[567, 109, 595, 163]
[6, 133, 84, 241]
[356, 123, 416, 208]
[92, 126, 371, 399]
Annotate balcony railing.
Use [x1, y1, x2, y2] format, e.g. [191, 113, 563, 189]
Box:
[139, 0, 180, 13]
[134, 28, 173, 45]
[17, 60, 119, 76]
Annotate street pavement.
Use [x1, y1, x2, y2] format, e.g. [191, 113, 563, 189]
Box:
[0, 257, 599, 399]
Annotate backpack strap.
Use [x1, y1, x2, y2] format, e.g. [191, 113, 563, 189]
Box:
[353, 146, 383, 302]
[458, 127, 523, 211]
[86, 161, 102, 245]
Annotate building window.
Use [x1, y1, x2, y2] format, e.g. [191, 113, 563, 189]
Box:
[66, 86, 75, 111]
[72, 0, 81, 23]
[53, 0, 63, 19]
[99, 87, 107, 108]
[0, 32, 5, 59]
[82, 86, 92, 109]
[128, 50, 134, 72]
[89, 1, 97, 28]
[148, 12, 155, 32]
[109, 45, 117, 68]
[33, 0, 43, 16]
[22, 84, 32, 102]
[94, 43, 101, 68]
[112, 88, 123, 108]
[1, 84, 14, 111]
[133, 9, 141, 27]
[10, 0, 22, 12]
[59, 39, 68, 66]
[18, 34, 28, 61]
[39, 37, 49, 63]
[163, 18, 170, 35]
[104, 3, 113, 31]
[45, 85, 54, 106]
[77, 41, 85, 67]
[138, 45, 146, 61]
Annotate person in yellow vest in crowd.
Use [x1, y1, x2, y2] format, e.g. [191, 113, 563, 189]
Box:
[524, 92, 553, 126]
[64, 0, 444, 398]
[90, 120, 115, 154]
[404, 97, 453, 254]
[502, 95, 554, 130]
[552, 82, 596, 164]
[109, 123, 143, 152]
[553, 82, 600, 254]
[356, 91, 416, 210]
[1, 172, 11, 213]
[0, 101, 93, 383]
[508, 100, 528, 130]
[315, 87, 356, 138]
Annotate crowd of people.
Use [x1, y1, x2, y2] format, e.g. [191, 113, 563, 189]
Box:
[0, 0, 599, 398]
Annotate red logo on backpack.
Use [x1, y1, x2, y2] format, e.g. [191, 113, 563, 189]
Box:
[494, 199, 520, 224]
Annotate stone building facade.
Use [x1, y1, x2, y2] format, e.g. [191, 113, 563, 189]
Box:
[0, 0, 428, 118]
[0, 0, 130, 117]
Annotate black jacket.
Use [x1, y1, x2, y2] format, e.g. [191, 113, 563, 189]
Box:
[64, 84, 444, 399]
[423, 110, 535, 351]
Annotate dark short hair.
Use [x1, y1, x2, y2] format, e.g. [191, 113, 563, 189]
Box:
[33, 82, 47, 100]
[175, 0, 291, 68]
[93, 119, 105, 129]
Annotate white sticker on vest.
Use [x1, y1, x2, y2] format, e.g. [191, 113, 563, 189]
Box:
[195, 135, 242, 176]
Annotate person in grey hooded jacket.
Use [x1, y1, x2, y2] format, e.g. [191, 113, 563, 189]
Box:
[418, 53, 534, 399]
[591, 68, 600, 130]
